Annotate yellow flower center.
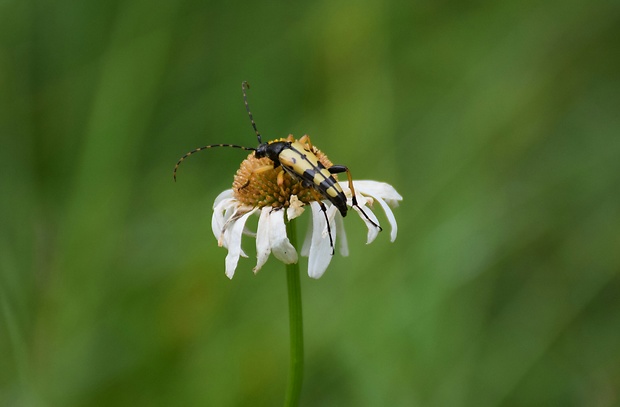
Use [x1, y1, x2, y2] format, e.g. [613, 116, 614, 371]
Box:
[232, 135, 335, 208]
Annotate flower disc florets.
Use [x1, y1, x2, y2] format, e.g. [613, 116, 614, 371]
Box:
[232, 135, 335, 209]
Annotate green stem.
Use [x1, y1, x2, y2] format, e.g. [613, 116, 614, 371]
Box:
[284, 219, 304, 407]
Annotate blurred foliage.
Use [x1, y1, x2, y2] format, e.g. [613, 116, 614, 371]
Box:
[1, 0, 620, 405]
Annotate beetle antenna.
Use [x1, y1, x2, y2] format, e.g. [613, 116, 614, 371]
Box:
[242, 81, 262, 144]
[173, 143, 255, 182]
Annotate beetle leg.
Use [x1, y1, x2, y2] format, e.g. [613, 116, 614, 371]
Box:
[309, 188, 335, 255]
[276, 167, 285, 187]
[276, 167, 290, 196]
[328, 165, 383, 231]
[299, 134, 314, 152]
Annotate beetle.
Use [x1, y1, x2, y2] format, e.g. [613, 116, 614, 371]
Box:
[174, 81, 381, 254]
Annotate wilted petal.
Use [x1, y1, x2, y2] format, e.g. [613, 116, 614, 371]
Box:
[213, 189, 234, 208]
[213, 206, 233, 247]
[269, 210, 298, 264]
[351, 180, 403, 205]
[224, 209, 255, 279]
[254, 207, 272, 273]
[374, 196, 399, 242]
[212, 195, 236, 242]
[219, 207, 248, 249]
[354, 181, 402, 242]
[286, 195, 305, 220]
[212, 213, 224, 244]
[242, 226, 257, 237]
[338, 179, 402, 244]
[351, 196, 381, 244]
[307, 202, 335, 279]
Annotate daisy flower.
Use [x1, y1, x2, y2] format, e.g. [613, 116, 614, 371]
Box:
[211, 135, 402, 279]
[175, 82, 402, 407]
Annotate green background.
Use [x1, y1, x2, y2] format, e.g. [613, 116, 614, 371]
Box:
[2, 0, 619, 405]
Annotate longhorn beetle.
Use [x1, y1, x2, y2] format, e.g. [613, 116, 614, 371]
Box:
[173, 81, 382, 254]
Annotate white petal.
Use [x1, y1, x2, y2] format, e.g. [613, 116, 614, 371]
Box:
[254, 207, 272, 273]
[211, 196, 236, 241]
[213, 189, 234, 208]
[352, 202, 381, 244]
[218, 206, 242, 248]
[338, 180, 401, 243]
[335, 214, 349, 257]
[374, 196, 399, 242]
[351, 180, 403, 204]
[212, 211, 224, 243]
[307, 202, 335, 279]
[300, 213, 313, 257]
[224, 209, 255, 279]
[242, 226, 257, 237]
[324, 204, 339, 238]
[269, 210, 298, 264]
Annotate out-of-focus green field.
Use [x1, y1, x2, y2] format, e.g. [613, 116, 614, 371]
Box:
[2, 0, 619, 405]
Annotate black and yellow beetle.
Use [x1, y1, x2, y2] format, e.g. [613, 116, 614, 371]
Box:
[174, 81, 381, 253]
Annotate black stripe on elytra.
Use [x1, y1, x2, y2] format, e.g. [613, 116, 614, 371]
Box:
[288, 144, 332, 184]
[318, 177, 340, 193]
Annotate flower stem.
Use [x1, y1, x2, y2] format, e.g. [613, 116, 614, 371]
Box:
[284, 219, 304, 407]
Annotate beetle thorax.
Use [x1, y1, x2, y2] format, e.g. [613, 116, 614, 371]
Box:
[254, 141, 289, 164]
